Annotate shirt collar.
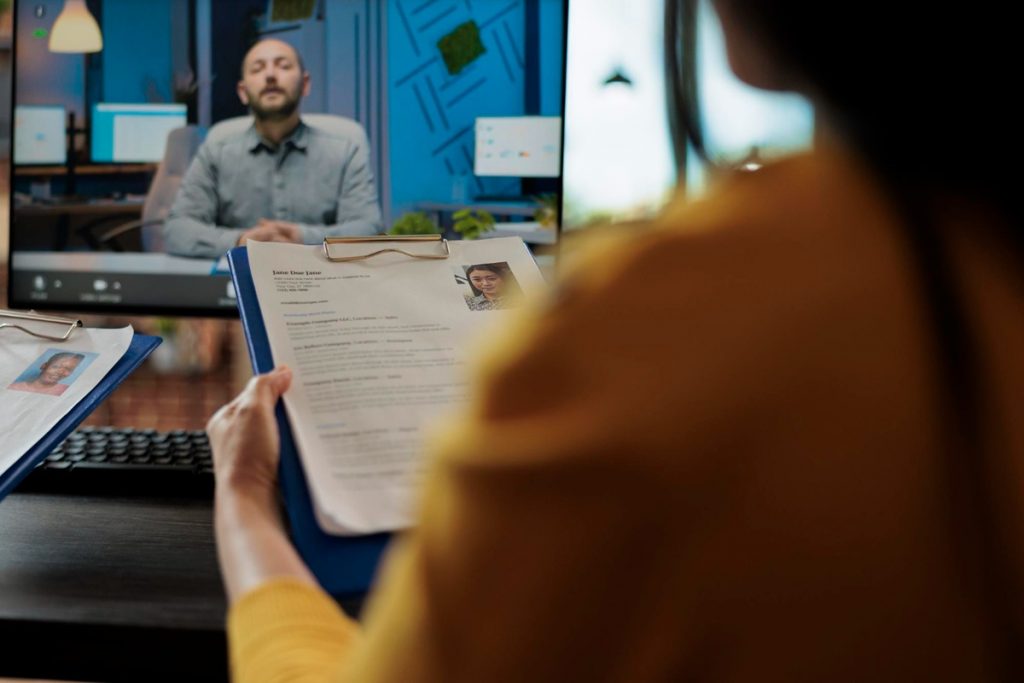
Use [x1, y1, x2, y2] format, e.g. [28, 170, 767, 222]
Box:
[245, 120, 309, 154]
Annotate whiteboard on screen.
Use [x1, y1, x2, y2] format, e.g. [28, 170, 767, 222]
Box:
[474, 116, 561, 178]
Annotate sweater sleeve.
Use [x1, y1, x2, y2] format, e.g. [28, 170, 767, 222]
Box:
[228, 578, 362, 683]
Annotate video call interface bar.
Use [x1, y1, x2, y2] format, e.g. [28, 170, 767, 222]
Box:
[11, 252, 238, 313]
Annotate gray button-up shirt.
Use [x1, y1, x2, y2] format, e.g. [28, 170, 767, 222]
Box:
[164, 121, 383, 257]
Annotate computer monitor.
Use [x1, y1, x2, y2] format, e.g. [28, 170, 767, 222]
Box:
[474, 116, 561, 178]
[6, 0, 568, 317]
[13, 105, 67, 165]
[560, 0, 815, 231]
[91, 104, 188, 164]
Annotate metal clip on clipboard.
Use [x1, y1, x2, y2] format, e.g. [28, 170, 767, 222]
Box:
[323, 235, 451, 263]
[0, 309, 83, 342]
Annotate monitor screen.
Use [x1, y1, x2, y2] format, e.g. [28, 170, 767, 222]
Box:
[7, 0, 567, 317]
[685, 0, 814, 193]
[560, 0, 814, 232]
[560, 0, 677, 231]
[13, 105, 67, 165]
[91, 103, 188, 163]
[474, 116, 561, 178]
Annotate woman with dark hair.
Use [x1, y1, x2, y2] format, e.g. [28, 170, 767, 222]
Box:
[208, 2, 1021, 680]
[464, 263, 518, 310]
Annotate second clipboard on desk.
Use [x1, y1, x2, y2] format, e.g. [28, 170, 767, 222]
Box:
[0, 309, 161, 500]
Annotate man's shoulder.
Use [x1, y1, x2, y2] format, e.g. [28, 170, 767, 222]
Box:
[194, 127, 252, 166]
[304, 120, 368, 152]
[204, 127, 252, 149]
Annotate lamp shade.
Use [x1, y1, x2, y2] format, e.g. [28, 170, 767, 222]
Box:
[48, 0, 103, 53]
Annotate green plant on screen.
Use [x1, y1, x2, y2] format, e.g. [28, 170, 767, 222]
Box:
[452, 209, 496, 240]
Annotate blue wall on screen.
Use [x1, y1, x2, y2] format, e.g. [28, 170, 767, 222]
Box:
[14, 0, 85, 118]
[101, 0, 175, 103]
[537, 0, 563, 116]
[386, 0, 563, 217]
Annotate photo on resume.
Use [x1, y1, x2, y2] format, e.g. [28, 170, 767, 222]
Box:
[7, 349, 99, 397]
[454, 262, 523, 311]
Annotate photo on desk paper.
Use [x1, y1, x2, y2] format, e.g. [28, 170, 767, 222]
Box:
[456, 262, 523, 311]
[7, 349, 99, 397]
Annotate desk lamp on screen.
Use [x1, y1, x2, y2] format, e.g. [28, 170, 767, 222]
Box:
[560, 0, 815, 233]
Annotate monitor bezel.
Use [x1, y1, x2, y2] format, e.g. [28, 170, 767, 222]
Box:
[5, 260, 241, 318]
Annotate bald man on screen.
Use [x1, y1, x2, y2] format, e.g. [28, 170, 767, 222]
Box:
[165, 39, 383, 258]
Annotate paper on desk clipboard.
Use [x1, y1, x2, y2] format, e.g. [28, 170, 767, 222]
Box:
[247, 238, 547, 535]
[0, 324, 133, 478]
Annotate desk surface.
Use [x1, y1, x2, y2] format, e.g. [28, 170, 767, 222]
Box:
[0, 491, 364, 682]
[15, 164, 157, 177]
[15, 198, 145, 216]
[414, 200, 537, 216]
[486, 221, 557, 245]
[0, 492, 228, 682]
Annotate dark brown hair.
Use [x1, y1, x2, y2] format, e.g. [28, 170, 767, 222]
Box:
[670, 1, 1021, 676]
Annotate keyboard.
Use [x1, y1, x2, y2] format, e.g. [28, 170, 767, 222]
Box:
[20, 426, 216, 497]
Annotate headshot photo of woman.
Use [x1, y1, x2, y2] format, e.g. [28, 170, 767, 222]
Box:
[462, 262, 521, 311]
[7, 350, 92, 397]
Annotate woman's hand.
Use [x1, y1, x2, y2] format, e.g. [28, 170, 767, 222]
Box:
[208, 366, 292, 497]
[208, 366, 318, 602]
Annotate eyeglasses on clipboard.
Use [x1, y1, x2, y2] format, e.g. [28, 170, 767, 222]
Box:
[0, 309, 83, 342]
[323, 235, 451, 263]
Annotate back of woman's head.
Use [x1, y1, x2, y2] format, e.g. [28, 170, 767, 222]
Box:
[713, 4, 1024, 675]
[716, 1, 1015, 211]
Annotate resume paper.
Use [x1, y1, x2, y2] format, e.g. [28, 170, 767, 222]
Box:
[247, 238, 546, 534]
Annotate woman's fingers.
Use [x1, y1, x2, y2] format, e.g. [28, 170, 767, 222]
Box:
[208, 367, 289, 441]
[247, 366, 292, 405]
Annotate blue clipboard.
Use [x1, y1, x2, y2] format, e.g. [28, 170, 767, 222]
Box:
[227, 247, 390, 597]
[0, 332, 162, 501]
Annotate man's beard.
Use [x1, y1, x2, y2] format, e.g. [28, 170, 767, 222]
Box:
[248, 87, 301, 121]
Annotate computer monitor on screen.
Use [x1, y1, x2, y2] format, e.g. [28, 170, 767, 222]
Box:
[13, 105, 67, 165]
[91, 104, 188, 164]
[7, 0, 567, 317]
